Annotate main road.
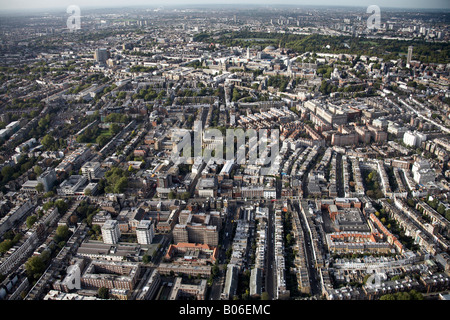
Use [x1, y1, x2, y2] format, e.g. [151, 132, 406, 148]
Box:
[265, 201, 275, 299]
[209, 200, 236, 300]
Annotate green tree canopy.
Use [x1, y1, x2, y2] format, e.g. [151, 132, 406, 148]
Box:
[55, 199, 69, 215]
[55, 225, 70, 243]
[98, 287, 109, 299]
[0, 239, 13, 254]
[1, 166, 14, 182]
[26, 215, 38, 229]
[41, 134, 57, 150]
[25, 255, 46, 280]
[34, 166, 43, 176]
[35, 183, 44, 193]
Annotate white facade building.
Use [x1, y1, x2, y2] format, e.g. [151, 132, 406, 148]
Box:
[81, 162, 101, 181]
[57, 175, 88, 196]
[101, 220, 121, 244]
[403, 131, 427, 147]
[412, 159, 435, 185]
[136, 220, 155, 245]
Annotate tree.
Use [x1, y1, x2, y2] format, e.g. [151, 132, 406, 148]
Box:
[286, 234, 293, 246]
[409, 290, 424, 300]
[211, 264, 219, 277]
[98, 287, 109, 299]
[232, 88, 241, 102]
[1, 165, 13, 182]
[55, 225, 70, 243]
[180, 191, 191, 200]
[26, 215, 38, 229]
[407, 81, 417, 88]
[41, 134, 56, 150]
[142, 253, 151, 264]
[96, 135, 109, 147]
[168, 190, 176, 200]
[0, 239, 13, 254]
[437, 204, 446, 215]
[34, 165, 43, 176]
[91, 224, 101, 237]
[35, 183, 44, 193]
[55, 199, 69, 215]
[380, 294, 396, 300]
[114, 177, 128, 193]
[396, 291, 411, 300]
[84, 188, 92, 196]
[109, 123, 121, 135]
[25, 255, 46, 280]
[117, 91, 126, 100]
[38, 114, 51, 130]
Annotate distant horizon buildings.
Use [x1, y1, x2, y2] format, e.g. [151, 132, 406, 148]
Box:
[2, 1, 450, 11]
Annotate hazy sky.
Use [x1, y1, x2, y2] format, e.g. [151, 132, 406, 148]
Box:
[0, 0, 449, 11]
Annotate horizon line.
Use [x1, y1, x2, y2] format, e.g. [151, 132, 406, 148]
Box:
[1, 3, 450, 13]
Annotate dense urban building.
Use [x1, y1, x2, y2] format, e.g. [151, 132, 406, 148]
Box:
[0, 2, 448, 307]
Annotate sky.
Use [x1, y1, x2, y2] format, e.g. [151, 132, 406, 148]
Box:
[0, 0, 449, 11]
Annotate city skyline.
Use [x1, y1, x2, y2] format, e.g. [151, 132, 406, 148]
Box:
[0, 0, 449, 11]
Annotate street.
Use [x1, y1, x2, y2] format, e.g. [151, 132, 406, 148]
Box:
[293, 200, 322, 296]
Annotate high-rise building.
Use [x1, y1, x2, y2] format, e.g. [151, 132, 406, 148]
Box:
[157, 174, 172, 188]
[172, 212, 219, 246]
[136, 220, 155, 245]
[173, 224, 189, 243]
[407, 46, 413, 65]
[403, 130, 426, 147]
[94, 48, 110, 63]
[38, 168, 57, 192]
[101, 220, 121, 244]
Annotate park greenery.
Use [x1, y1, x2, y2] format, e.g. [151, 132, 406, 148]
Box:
[194, 31, 450, 64]
[132, 86, 165, 101]
[364, 170, 384, 200]
[379, 289, 424, 300]
[424, 197, 450, 222]
[103, 166, 129, 194]
[267, 75, 290, 92]
[129, 65, 157, 73]
[76, 123, 121, 147]
[374, 206, 419, 252]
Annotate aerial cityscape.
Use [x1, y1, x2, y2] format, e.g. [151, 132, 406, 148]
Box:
[0, 0, 449, 307]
